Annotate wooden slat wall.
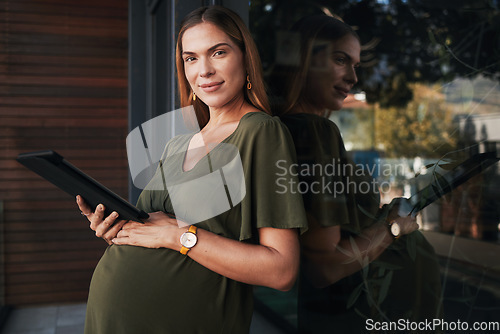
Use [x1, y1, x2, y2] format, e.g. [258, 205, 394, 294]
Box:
[0, 0, 128, 306]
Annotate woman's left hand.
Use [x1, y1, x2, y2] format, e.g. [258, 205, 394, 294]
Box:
[112, 212, 183, 250]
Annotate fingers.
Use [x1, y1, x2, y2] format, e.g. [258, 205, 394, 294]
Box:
[384, 198, 413, 220]
[395, 215, 419, 235]
[116, 228, 127, 238]
[121, 221, 141, 229]
[92, 210, 127, 244]
[112, 224, 160, 247]
[94, 211, 119, 238]
[112, 226, 134, 245]
[76, 195, 106, 229]
[76, 195, 93, 217]
[90, 204, 106, 230]
[101, 219, 127, 245]
[144, 211, 184, 227]
[76, 195, 126, 243]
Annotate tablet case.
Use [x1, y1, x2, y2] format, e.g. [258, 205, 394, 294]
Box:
[16, 150, 149, 222]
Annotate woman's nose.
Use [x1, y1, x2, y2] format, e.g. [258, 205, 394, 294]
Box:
[345, 66, 358, 85]
[199, 58, 215, 77]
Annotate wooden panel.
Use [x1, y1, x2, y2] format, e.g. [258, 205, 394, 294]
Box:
[0, 54, 128, 68]
[6, 260, 101, 275]
[6, 270, 95, 285]
[1, 2, 127, 19]
[3, 23, 127, 38]
[0, 85, 127, 98]
[0, 75, 127, 87]
[8, 0, 126, 7]
[5, 290, 91, 306]
[5, 240, 105, 253]
[7, 279, 95, 296]
[4, 220, 97, 233]
[4, 12, 126, 29]
[0, 0, 129, 306]
[0, 107, 126, 118]
[0, 97, 127, 107]
[0, 117, 128, 128]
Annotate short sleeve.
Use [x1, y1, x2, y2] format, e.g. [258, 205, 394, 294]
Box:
[237, 115, 308, 241]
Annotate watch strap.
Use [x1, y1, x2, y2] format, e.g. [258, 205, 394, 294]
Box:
[180, 225, 198, 255]
[180, 246, 190, 255]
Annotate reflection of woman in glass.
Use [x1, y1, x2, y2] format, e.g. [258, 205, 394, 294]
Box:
[274, 15, 442, 333]
[77, 6, 307, 333]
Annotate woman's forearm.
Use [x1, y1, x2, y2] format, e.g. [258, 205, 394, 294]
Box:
[187, 227, 300, 291]
[302, 222, 393, 287]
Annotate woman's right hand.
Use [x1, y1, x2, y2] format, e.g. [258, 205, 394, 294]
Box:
[383, 197, 419, 236]
[76, 195, 128, 245]
[391, 215, 419, 236]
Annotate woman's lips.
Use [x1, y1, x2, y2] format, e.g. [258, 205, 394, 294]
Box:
[334, 87, 349, 98]
[200, 81, 224, 92]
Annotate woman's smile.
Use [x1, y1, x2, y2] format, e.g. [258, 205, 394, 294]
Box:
[200, 81, 224, 92]
[333, 86, 350, 99]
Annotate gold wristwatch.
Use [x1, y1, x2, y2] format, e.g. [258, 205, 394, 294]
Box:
[180, 225, 198, 255]
[389, 220, 401, 239]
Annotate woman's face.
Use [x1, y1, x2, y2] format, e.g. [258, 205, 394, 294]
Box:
[304, 34, 361, 112]
[181, 22, 246, 110]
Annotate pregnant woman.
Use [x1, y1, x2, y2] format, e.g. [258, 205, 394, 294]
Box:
[77, 6, 307, 334]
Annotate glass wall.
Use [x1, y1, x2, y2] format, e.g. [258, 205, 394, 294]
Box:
[250, 0, 500, 331]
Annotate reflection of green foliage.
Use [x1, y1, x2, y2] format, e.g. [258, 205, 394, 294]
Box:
[330, 108, 375, 150]
[338, 236, 399, 315]
[250, 0, 334, 72]
[343, 235, 419, 322]
[375, 83, 458, 158]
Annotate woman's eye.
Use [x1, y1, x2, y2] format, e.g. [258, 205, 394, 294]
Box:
[184, 57, 196, 63]
[335, 57, 346, 65]
[213, 50, 226, 57]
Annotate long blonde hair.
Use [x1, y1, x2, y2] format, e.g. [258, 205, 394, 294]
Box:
[176, 6, 271, 128]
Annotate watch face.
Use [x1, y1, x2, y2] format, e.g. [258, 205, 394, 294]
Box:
[391, 222, 401, 237]
[180, 232, 197, 248]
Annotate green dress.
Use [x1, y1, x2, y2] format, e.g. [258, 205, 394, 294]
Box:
[85, 112, 307, 334]
[280, 113, 442, 333]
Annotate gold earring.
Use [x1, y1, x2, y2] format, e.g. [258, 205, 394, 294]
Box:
[192, 92, 196, 101]
[246, 75, 252, 90]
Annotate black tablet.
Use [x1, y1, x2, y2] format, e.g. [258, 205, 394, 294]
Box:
[408, 151, 499, 215]
[17, 150, 149, 222]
